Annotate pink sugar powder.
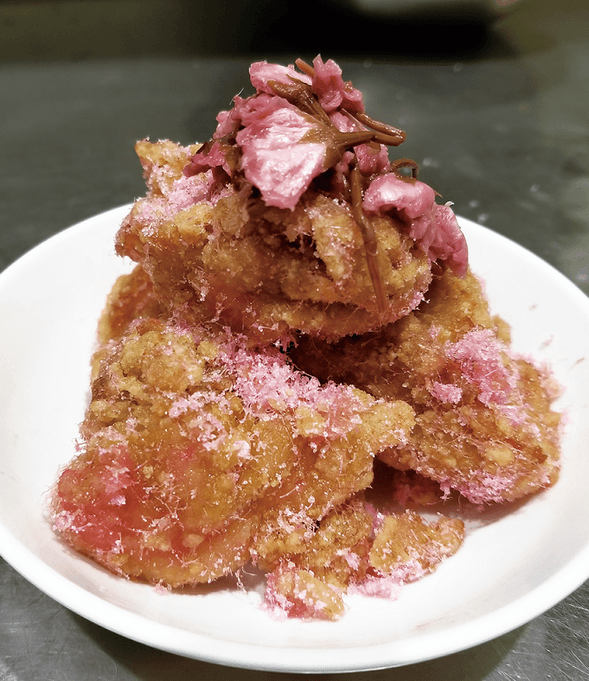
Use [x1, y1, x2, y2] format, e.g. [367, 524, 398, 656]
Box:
[220, 340, 365, 437]
[349, 574, 403, 599]
[132, 171, 216, 226]
[165, 173, 216, 212]
[445, 328, 517, 406]
[428, 380, 463, 404]
[264, 565, 343, 620]
[449, 473, 519, 505]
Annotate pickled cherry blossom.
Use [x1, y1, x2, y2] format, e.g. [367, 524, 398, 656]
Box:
[236, 106, 328, 210]
[310, 56, 364, 114]
[363, 174, 468, 276]
[184, 55, 468, 277]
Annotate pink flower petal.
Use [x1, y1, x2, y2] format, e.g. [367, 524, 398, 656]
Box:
[312, 56, 364, 113]
[362, 173, 468, 274]
[445, 329, 516, 405]
[236, 106, 327, 210]
[329, 111, 390, 175]
[432, 204, 469, 276]
[183, 139, 232, 176]
[355, 143, 390, 174]
[363, 173, 436, 218]
[186, 95, 297, 177]
[249, 61, 312, 95]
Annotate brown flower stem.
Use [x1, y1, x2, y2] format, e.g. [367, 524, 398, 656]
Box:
[268, 80, 332, 125]
[353, 111, 406, 145]
[391, 158, 419, 179]
[334, 130, 378, 147]
[349, 162, 387, 312]
[294, 58, 315, 77]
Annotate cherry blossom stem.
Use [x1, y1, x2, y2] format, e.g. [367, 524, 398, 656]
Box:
[350, 162, 387, 312]
[353, 112, 406, 146]
[294, 58, 315, 77]
[391, 158, 419, 179]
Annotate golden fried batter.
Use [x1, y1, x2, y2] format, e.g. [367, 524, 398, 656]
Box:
[51, 56, 563, 620]
[292, 268, 562, 504]
[97, 264, 167, 344]
[115, 140, 433, 345]
[263, 498, 464, 619]
[53, 313, 415, 592]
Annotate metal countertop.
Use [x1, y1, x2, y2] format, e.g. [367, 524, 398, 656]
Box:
[1, 1, 589, 678]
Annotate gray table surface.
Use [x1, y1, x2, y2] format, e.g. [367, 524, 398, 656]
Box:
[2, 0, 589, 678]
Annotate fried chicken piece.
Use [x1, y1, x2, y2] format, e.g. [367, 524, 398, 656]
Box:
[292, 268, 562, 504]
[263, 498, 465, 619]
[115, 140, 433, 345]
[114, 60, 469, 346]
[97, 264, 167, 344]
[52, 316, 415, 589]
[92, 264, 168, 379]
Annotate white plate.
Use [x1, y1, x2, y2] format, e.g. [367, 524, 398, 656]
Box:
[1, 206, 589, 673]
